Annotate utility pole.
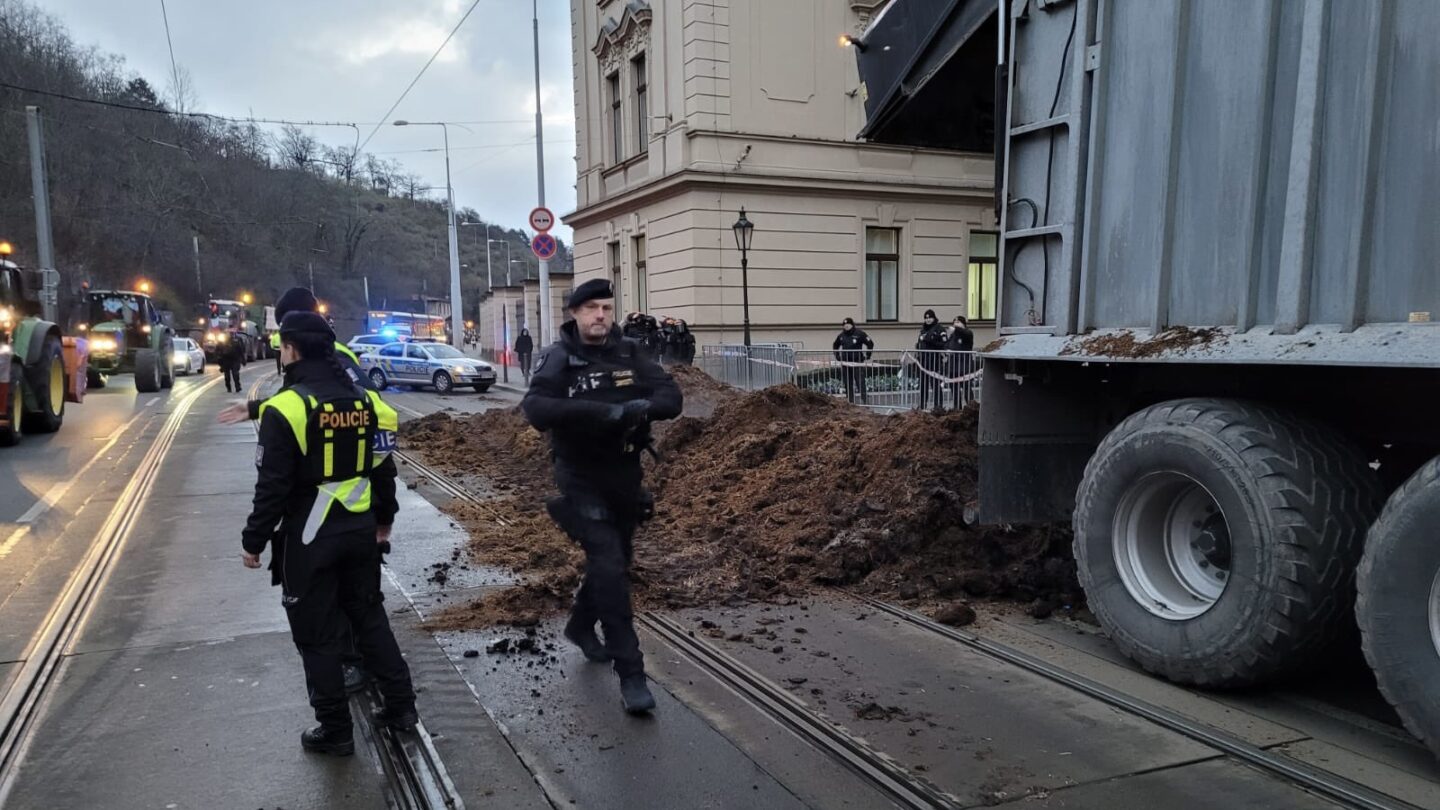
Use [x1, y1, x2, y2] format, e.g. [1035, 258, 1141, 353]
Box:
[532, 0, 552, 344]
[192, 235, 202, 296]
[363, 276, 371, 311]
[25, 106, 58, 323]
[308, 261, 314, 292]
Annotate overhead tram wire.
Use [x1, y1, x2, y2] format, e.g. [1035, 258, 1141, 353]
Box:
[355, 0, 483, 154]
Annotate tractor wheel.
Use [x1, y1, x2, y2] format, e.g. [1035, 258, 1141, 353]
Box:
[22, 334, 66, 433]
[134, 349, 162, 393]
[0, 369, 20, 447]
[1074, 398, 1380, 687]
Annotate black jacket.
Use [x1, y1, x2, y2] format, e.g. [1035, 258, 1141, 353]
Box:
[219, 337, 245, 370]
[832, 328, 874, 362]
[522, 321, 682, 469]
[945, 326, 974, 352]
[241, 359, 399, 561]
[515, 332, 534, 354]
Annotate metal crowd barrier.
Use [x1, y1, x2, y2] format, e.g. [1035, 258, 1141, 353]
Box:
[698, 345, 981, 412]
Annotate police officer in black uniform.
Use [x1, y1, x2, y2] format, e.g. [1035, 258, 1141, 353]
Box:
[832, 317, 874, 403]
[522, 279, 682, 714]
[241, 311, 418, 755]
[220, 287, 385, 694]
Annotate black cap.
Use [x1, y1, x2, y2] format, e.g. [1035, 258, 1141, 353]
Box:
[275, 287, 319, 320]
[842, 317, 855, 326]
[567, 279, 614, 309]
[279, 311, 335, 341]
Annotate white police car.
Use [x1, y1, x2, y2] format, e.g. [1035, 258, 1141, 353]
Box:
[360, 342, 497, 394]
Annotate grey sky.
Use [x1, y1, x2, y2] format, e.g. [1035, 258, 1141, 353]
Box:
[42, 0, 577, 242]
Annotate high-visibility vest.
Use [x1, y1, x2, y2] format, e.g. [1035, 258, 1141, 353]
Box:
[260, 383, 398, 544]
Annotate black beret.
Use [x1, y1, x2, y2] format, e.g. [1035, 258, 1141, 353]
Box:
[275, 287, 319, 320]
[567, 278, 614, 309]
[279, 310, 335, 341]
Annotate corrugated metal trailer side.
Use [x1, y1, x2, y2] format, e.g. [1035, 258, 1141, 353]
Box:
[993, 0, 1440, 356]
[981, 2, 1440, 764]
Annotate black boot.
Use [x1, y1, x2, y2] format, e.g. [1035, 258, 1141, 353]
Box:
[563, 617, 612, 663]
[619, 674, 655, 715]
[372, 706, 419, 733]
[301, 726, 355, 756]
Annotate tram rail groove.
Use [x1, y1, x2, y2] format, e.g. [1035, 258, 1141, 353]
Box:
[0, 377, 220, 791]
[639, 611, 963, 810]
[397, 449, 956, 809]
[248, 374, 465, 810]
[395, 442, 1428, 810]
[862, 598, 1424, 810]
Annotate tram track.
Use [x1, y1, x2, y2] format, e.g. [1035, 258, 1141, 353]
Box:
[0, 376, 221, 794]
[396, 445, 1432, 810]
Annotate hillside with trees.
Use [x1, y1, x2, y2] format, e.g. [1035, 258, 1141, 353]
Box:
[0, 0, 564, 325]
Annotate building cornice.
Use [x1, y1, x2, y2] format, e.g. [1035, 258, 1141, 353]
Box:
[565, 167, 993, 229]
[593, 1, 652, 72]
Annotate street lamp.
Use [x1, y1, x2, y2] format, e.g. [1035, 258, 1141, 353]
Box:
[460, 220, 493, 289]
[241, 292, 253, 305]
[732, 207, 755, 347]
[394, 119, 464, 348]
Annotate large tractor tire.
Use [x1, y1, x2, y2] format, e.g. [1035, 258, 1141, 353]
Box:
[0, 369, 20, 447]
[134, 349, 162, 393]
[1073, 398, 1380, 688]
[1357, 456, 1440, 761]
[22, 333, 65, 433]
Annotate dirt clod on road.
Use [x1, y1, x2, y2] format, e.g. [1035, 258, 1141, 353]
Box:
[404, 371, 1079, 631]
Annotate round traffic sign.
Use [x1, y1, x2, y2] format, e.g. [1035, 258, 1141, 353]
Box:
[531, 232, 559, 260]
[529, 206, 555, 232]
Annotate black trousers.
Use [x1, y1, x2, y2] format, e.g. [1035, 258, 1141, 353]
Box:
[519, 352, 533, 378]
[918, 363, 943, 410]
[553, 461, 644, 678]
[224, 364, 241, 392]
[283, 530, 416, 731]
[840, 364, 867, 403]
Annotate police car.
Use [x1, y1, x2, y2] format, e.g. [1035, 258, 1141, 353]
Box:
[359, 341, 498, 394]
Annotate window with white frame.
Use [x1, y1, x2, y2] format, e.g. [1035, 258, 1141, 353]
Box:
[607, 72, 623, 163]
[864, 227, 900, 322]
[633, 53, 648, 154]
[967, 231, 998, 322]
[633, 235, 648, 313]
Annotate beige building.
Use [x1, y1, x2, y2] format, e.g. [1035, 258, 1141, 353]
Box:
[477, 273, 574, 360]
[565, 0, 998, 351]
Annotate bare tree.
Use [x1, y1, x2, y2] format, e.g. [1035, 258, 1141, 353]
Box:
[274, 124, 318, 171]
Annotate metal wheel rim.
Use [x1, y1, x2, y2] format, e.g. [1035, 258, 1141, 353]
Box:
[435, 373, 451, 392]
[49, 359, 63, 412]
[1428, 568, 1440, 661]
[370, 370, 385, 388]
[1112, 471, 1231, 620]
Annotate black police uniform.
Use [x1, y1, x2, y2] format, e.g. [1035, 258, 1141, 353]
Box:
[242, 355, 416, 746]
[915, 311, 948, 409]
[522, 315, 682, 686]
[945, 323, 975, 407]
[832, 323, 874, 404]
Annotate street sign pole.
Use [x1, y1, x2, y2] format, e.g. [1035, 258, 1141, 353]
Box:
[532, 0, 552, 345]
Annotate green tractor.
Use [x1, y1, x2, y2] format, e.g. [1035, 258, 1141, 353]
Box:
[80, 289, 175, 393]
[0, 243, 86, 447]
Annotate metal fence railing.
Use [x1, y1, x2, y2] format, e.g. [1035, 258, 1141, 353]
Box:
[698, 345, 981, 412]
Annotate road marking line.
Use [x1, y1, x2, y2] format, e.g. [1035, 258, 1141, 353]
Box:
[0, 375, 221, 796]
[0, 401, 158, 561]
[13, 401, 157, 525]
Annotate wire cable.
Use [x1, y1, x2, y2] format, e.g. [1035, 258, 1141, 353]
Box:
[158, 0, 184, 111]
[356, 0, 483, 153]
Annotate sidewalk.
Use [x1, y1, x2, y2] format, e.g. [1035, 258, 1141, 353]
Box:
[2, 379, 545, 809]
[462, 346, 529, 394]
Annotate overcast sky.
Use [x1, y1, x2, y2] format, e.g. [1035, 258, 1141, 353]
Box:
[42, 0, 577, 241]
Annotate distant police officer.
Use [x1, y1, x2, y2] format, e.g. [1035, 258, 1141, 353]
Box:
[832, 317, 874, 404]
[522, 279, 682, 714]
[241, 311, 419, 755]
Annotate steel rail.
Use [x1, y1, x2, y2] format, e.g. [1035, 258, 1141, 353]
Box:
[862, 598, 1424, 810]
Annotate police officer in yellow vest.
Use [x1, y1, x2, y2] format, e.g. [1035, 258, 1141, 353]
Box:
[241, 311, 418, 756]
[221, 287, 388, 697]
